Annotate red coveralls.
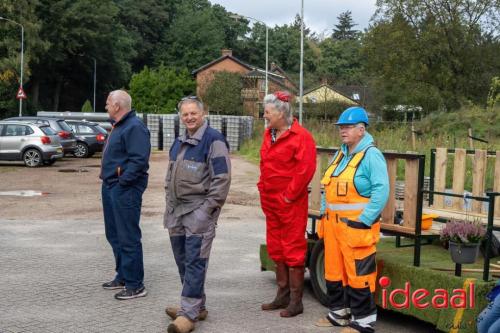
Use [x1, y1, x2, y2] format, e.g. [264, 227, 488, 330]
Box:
[258, 119, 316, 267]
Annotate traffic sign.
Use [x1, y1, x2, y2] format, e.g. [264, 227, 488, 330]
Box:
[16, 86, 27, 100]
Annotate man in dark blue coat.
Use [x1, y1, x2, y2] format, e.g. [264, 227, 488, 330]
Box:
[100, 90, 151, 300]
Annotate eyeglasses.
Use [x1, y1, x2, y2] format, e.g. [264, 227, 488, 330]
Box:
[180, 95, 200, 102]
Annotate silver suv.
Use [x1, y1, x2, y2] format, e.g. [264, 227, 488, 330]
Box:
[0, 121, 64, 167]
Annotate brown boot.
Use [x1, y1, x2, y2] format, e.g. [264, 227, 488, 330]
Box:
[165, 306, 208, 321]
[280, 266, 304, 317]
[167, 315, 195, 333]
[261, 262, 290, 310]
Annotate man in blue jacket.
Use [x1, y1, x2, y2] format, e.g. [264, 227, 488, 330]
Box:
[163, 97, 231, 333]
[100, 90, 151, 300]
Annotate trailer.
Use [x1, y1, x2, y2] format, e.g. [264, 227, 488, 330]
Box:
[260, 147, 500, 308]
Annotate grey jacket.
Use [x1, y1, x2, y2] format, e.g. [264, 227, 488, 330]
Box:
[164, 121, 231, 226]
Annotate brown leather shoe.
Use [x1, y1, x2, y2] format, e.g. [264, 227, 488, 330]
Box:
[167, 316, 195, 333]
[165, 306, 208, 321]
[261, 262, 290, 310]
[280, 266, 304, 317]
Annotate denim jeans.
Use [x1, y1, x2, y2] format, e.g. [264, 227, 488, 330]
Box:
[102, 183, 145, 290]
[477, 295, 500, 333]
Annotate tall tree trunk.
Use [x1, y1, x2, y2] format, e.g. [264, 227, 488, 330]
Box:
[31, 78, 40, 109]
[53, 78, 62, 111]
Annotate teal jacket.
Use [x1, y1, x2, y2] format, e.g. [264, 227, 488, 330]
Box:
[320, 132, 389, 226]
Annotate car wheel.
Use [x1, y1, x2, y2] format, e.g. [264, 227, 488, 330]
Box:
[309, 239, 329, 306]
[74, 142, 89, 158]
[23, 149, 43, 167]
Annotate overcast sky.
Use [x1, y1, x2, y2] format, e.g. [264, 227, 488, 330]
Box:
[209, 0, 378, 36]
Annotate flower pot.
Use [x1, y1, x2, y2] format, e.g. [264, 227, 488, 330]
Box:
[448, 241, 480, 264]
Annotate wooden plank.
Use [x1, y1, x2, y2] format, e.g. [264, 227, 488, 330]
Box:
[381, 157, 397, 225]
[309, 154, 322, 211]
[433, 148, 448, 209]
[495, 151, 500, 218]
[472, 150, 487, 213]
[423, 207, 500, 227]
[380, 223, 440, 236]
[452, 148, 466, 210]
[403, 159, 419, 228]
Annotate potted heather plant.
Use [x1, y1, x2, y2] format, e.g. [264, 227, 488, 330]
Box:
[440, 219, 486, 264]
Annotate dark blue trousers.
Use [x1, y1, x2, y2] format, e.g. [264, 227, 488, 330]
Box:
[102, 183, 144, 289]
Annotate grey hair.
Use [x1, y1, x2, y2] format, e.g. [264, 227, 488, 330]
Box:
[109, 90, 132, 111]
[263, 93, 293, 125]
[177, 98, 204, 114]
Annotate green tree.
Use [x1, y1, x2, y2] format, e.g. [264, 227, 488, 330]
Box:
[332, 11, 359, 41]
[114, 0, 176, 72]
[154, 0, 229, 70]
[129, 65, 195, 114]
[202, 71, 243, 115]
[0, 0, 47, 116]
[487, 77, 500, 109]
[30, 0, 135, 111]
[364, 0, 500, 112]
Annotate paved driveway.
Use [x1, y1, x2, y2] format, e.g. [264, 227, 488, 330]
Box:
[0, 202, 436, 333]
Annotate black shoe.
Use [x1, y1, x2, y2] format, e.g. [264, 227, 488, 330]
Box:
[102, 280, 125, 290]
[114, 286, 147, 300]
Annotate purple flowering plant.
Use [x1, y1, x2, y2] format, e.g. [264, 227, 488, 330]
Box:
[440, 219, 486, 244]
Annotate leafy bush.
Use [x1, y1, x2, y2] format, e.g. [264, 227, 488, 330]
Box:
[81, 100, 93, 112]
[129, 65, 195, 114]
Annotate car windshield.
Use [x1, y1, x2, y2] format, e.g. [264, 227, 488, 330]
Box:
[40, 126, 57, 135]
[57, 120, 72, 132]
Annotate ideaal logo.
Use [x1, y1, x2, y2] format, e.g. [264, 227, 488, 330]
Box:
[379, 276, 475, 309]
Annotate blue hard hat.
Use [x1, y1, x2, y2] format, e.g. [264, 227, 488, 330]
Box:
[335, 106, 369, 126]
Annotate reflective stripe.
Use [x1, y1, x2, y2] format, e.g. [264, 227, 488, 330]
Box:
[352, 313, 377, 327]
[327, 202, 368, 211]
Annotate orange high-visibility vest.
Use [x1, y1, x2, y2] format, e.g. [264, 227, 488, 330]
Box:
[321, 148, 380, 247]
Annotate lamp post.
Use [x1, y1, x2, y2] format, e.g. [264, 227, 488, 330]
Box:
[299, 0, 304, 125]
[0, 16, 25, 117]
[230, 14, 268, 96]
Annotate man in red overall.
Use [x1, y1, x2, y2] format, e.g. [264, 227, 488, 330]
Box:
[258, 91, 316, 317]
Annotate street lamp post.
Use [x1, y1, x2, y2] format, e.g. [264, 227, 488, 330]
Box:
[0, 16, 25, 117]
[230, 14, 268, 96]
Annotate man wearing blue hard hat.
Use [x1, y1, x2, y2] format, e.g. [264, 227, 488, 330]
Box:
[316, 106, 389, 333]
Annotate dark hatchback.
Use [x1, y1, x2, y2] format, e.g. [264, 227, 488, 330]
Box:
[4, 116, 77, 155]
[66, 120, 108, 158]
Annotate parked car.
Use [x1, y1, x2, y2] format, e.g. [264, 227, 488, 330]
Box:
[65, 120, 108, 158]
[0, 121, 63, 167]
[4, 117, 77, 156]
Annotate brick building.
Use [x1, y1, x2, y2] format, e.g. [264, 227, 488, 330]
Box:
[192, 49, 297, 118]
